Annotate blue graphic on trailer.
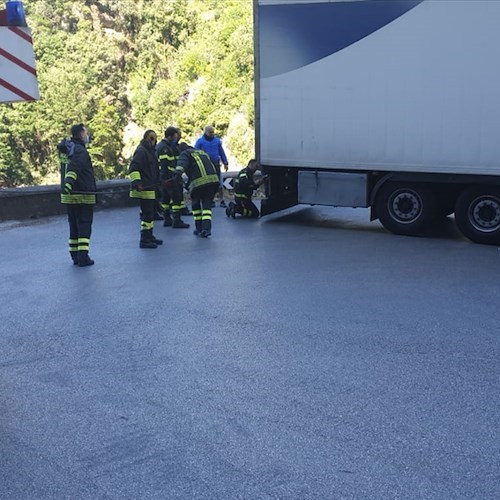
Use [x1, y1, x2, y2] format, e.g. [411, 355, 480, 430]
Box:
[259, 0, 423, 78]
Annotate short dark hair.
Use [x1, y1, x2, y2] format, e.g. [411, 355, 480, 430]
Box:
[143, 129, 156, 141]
[164, 126, 178, 139]
[71, 123, 85, 139]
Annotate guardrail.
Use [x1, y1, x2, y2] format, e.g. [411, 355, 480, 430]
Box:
[0, 173, 239, 222]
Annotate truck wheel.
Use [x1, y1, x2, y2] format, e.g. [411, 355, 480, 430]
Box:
[455, 187, 500, 245]
[375, 183, 437, 236]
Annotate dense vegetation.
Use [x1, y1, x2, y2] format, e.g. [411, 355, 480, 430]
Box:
[0, 0, 254, 187]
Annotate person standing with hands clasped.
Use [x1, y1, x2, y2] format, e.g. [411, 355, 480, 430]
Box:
[60, 123, 97, 267]
[129, 130, 163, 249]
[194, 125, 229, 208]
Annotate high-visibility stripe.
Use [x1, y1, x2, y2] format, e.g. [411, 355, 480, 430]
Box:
[193, 154, 207, 178]
[130, 190, 155, 199]
[66, 172, 77, 180]
[77, 238, 90, 251]
[61, 194, 96, 204]
[129, 171, 141, 181]
[190, 175, 219, 189]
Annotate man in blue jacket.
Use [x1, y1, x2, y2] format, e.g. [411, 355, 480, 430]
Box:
[194, 125, 229, 208]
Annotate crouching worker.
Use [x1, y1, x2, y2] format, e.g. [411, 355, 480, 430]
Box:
[226, 159, 264, 219]
[129, 130, 163, 249]
[176, 148, 219, 238]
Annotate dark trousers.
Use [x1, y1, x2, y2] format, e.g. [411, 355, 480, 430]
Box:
[192, 184, 218, 232]
[155, 189, 163, 213]
[140, 198, 155, 240]
[235, 197, 260, 218]
[162, 174, 184, 213]
[66, 204, 94, 257]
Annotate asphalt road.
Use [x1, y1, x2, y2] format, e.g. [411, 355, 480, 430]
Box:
[1, 204, 499, 499]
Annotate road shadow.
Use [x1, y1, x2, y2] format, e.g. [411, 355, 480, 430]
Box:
[262, 205, 468, 242]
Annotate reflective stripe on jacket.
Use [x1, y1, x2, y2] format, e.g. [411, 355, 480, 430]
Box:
[156, 139, 178, 179]
[60, 138, 96, 205]
[129, 139, 159, 200]
[176, 148, 219, 192]
[234, 167, 257, 200]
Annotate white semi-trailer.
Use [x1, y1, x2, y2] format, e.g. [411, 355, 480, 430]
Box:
[255, 0, 500, 244]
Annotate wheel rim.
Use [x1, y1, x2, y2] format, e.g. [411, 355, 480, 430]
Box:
[388, 189, 422, 224]
[468, 195, 500, 233]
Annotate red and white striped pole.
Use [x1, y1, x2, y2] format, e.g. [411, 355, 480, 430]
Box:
[0, 2, 39, 103]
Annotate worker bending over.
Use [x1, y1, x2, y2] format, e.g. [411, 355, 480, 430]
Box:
[176, 148, 219, 238]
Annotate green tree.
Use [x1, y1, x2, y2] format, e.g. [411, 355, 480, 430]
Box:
[0, 0, 254, 187]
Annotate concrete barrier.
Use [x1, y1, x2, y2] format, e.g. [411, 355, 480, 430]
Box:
[0, 179, 134, 221]
[0, 173, 240, 222]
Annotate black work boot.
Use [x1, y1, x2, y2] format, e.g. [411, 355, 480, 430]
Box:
[163, 211, 173, 227]
[225, 202, 235, 218]
[193, 220, 202, 236]
[140, 240, 157, 248]
[232, 204, 241, 219]
[77, 250, 95, 267]
[70, 251, 78, 265]
[201, 218, 212, 237]
[150, 234, 163, 245]
[140, 230, 157, 249]
[172, 213, 190, 229]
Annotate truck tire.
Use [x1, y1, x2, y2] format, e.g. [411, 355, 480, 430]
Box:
[375, 182, 437, 236]
[454, 186, 500, 245]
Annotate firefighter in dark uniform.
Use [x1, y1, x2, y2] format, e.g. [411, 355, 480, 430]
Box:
[156, 126, 189, 229]
[59, 123, 97, 267]
[226, 159, 264, 218]
[174, 128, 193, 216]
[57, 137, 74, 181]
[176, 148, 219, 237]
[129, 130, 163, 249]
